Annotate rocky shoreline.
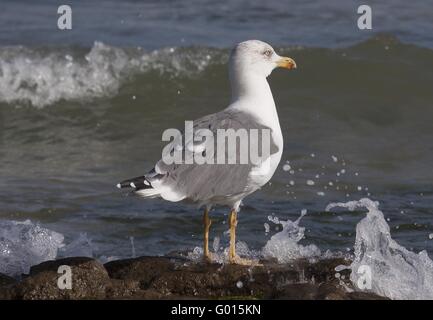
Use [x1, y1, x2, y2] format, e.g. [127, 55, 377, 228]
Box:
[0, 256, 385, 300]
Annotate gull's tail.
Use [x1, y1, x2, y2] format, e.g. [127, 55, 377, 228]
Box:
[116, 175, 160, 198]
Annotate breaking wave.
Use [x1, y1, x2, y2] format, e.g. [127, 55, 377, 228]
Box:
[0, 42, 225, 108]
[1, 35, 432, 110]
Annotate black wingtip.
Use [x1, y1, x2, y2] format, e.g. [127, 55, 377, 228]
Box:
[116, 175, 153, 190]
[116, 179, 139, 189]
[116, 181, 133, 189]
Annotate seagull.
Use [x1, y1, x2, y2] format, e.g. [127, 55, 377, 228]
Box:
[117, 40, 296, 264]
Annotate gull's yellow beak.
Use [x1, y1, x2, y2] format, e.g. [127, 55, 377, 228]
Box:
[277, 56, 297, 70]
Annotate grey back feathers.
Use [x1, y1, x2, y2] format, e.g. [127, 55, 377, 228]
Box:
[144, 109, 280, 205]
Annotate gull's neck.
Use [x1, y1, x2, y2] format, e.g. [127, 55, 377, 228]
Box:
[228, 70, 280, 130]
[230, 71, 273, 103]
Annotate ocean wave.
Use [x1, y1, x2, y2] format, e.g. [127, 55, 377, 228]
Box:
[2, 35, 432, 109]
[0, 42, 225, 108]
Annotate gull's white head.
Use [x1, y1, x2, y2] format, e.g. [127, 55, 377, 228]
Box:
[229, 40, 296, 78]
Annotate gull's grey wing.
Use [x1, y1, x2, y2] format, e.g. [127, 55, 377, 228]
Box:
[146, 109, 280, 204]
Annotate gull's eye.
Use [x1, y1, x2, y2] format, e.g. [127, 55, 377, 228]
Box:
[263, 49, 272, 57]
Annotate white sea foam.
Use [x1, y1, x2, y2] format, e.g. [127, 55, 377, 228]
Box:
[0, 43, 222, 108]
[326, 198, 433, 300]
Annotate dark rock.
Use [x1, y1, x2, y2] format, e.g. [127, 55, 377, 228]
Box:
[105, 279, 160, 299]
[347, 291, 388, 300]
[276, 283, 322, 299]
[0, 255, 386, 300]
[5, 257, 110, 300]
[0, 274, 17, 299]
[0, 273, 16, 287]
[104, 256, 174, 289]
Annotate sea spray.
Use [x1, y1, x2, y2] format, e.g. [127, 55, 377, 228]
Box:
[0, 220, 64, 276]
[326, 198, 433, 300]
[59, 233, 94, 258]
[262, 209, 321, 263]
[0, 221, 103, 276]
[188, 209, 321, 263]
[130, 236, 136, 258]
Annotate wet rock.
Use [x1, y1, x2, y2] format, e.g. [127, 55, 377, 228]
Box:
[104, 256, 175, 289]
[0, 255, 386, 300]
[106, 256, 382, 299]
[0, 273, 16, 287]
[4, 257, 110, 299]
[0, 274, 17, 299]
[105, 278, 160, 299]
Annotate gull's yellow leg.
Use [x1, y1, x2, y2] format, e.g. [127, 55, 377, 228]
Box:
[228, 209, 262, 266]
[228, 209, 237, 263]
[203, 208, 212, 262]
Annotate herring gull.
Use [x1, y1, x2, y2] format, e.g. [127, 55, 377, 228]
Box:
[117, 40, 296, 264]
